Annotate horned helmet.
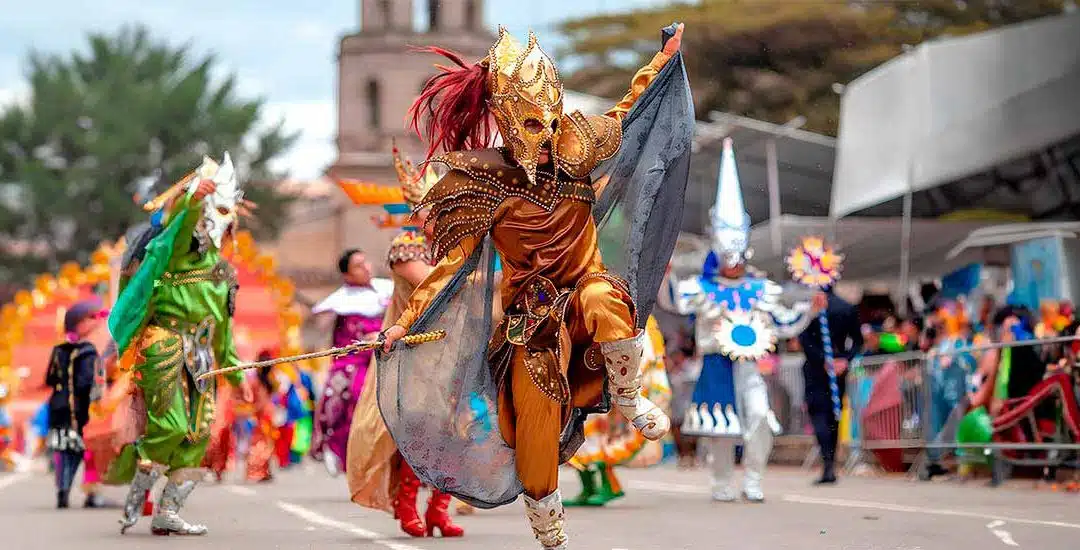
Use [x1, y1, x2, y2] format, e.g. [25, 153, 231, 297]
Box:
[194, 152, 243, 250]
[486, 27, 564, 185]
[710, 138, 752, 270]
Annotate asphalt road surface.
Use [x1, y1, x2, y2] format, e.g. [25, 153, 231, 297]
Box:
[1, 465, 1077, 549]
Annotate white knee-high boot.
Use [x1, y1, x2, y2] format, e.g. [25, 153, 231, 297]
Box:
[524, 491, 568, 549]
[600, 331, 671, 441]
[736, 362, 773, 502]
[708, 438, 737, 501]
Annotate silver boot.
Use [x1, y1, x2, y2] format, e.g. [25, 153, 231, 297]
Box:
[119, 461, 163, 534]
[600, 331, 671, 440]
[524, 491, 568, 550]
[150, 468, 208, 536]
[708, 439, 737, 502]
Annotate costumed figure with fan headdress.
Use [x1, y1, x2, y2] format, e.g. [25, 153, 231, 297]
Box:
[668, 138, 822, 502]
[377, 24, 694, 550]
[344, 143, 464, 538]
[106, 154, 253, 536]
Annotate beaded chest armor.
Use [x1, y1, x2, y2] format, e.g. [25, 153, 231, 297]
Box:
[418, 128, 617, 263]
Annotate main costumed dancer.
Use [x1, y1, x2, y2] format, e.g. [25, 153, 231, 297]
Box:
[566, 315, 671, 506]
[107, 154, 253, 536]
[378, 24, 694, 549]
[310, 249, 393, 476]
[344, 144, 465, 538]
[669, 138, 821, 502]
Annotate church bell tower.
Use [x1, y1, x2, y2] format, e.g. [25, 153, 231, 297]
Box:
[332, 0, 494, 180]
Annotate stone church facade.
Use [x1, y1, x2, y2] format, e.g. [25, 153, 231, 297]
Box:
[266, 0, 494, 304]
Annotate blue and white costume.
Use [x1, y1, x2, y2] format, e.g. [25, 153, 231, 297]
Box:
[669, 138, 813, 502]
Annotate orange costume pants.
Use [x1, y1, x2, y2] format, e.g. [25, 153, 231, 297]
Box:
[497, 278, 635, 499]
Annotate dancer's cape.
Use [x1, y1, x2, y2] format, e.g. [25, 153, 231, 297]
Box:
[109, 206, 186, 356]
[377, 24, 695, 509]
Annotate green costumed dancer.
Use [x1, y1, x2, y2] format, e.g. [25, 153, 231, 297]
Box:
[108, 153, 252, 536]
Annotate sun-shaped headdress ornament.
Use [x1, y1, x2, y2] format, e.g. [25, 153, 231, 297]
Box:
[786, 236, 843, 289]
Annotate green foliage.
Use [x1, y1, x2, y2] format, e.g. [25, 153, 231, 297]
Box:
[557, 0, 1068, 135]
[0, 24, 299, 287]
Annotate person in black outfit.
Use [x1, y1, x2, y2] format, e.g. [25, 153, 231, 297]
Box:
[798, 289, 863, 485]
[46, 299, 105, 508]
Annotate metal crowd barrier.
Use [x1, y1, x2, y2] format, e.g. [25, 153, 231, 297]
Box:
[844, 335, 1080, 483]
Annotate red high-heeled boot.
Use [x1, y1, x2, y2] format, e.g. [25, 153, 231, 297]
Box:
[425, 490, 465, 537]
[393, 462, 426, 537]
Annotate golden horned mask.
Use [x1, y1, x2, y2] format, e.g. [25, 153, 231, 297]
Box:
[486, 27, 564, 185]
[392, 140, 437, 208]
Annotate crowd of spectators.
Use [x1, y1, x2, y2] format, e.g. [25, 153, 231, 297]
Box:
[662, 293, 1080, 479]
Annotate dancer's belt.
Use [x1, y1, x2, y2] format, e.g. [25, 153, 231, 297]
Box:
[150, 315, 217, 394]
[503, 276, 574, 348]
[488, 273, 635, 404]
[155, 260, 235, 288]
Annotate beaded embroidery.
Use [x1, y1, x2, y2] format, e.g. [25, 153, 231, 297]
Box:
[417, 148, 598, 262]
[155, 260, 236, 288]
[554, 112, 621, 179]
[387, 230, 432, 266]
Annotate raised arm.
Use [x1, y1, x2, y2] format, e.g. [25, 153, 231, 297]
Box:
[165, 177, 218, 260]
[664, 273, 704, 317]
[759, 280, 815, 339]
[604, 23, 683, 123]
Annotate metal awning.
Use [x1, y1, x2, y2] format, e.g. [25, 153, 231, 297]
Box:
[831, 12, 1080, 220]
[946, 222, 1080, 259]
[685, 113, 836, 246]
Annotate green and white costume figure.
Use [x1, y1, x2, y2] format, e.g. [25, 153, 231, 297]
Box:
[107, 153, 246, 536]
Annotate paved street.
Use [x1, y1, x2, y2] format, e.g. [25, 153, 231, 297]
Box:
[1, 465, 1078, 549]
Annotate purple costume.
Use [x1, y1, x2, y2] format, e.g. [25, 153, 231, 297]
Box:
[310, 280, 393, 471]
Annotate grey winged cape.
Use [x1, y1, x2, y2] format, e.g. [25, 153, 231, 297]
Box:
[377, 24, 695, 509]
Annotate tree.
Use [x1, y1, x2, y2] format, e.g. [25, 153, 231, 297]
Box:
[556, 0, 1068, 135]
[0, 24, 298, 288]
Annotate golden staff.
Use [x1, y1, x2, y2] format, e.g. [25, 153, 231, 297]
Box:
[142, 170, 199, 213]
[196, 330, 446, 381]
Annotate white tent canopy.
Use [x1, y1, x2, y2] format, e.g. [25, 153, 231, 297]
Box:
[831, 12, 1080, 219]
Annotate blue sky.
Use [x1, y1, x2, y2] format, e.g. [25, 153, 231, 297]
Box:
[0, 0, 669, 178]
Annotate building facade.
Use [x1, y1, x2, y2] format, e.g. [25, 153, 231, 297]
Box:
[267, 0, 494, 305]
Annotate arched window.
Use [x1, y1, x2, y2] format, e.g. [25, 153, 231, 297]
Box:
[366, 79, 381, 129]
[428, 0, 440, 31]
[465, 0, 478, 31]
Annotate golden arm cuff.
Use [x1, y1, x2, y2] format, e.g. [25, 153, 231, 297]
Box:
[604, 50, 674, 123]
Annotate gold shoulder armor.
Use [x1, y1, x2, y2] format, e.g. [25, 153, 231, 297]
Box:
[416, 149, 510, 263]
[554, 111, 622, 180]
